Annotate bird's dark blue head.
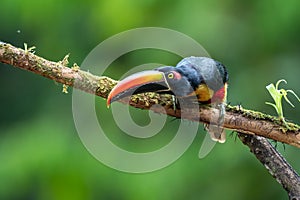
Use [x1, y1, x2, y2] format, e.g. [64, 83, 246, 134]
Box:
[154, 65, 197, 97]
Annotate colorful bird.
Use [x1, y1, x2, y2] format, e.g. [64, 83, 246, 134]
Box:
[107, 56, 229, 142]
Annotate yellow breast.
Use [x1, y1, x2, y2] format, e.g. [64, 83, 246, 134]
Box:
[194, 84, 215, 102]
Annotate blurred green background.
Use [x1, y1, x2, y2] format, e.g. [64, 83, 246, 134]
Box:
[1, 0, 300, 199]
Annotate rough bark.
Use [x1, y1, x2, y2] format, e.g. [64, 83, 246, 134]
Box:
[238, 133, 300, 199]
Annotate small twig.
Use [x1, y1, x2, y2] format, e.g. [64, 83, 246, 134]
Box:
[238, 133, 300, 199]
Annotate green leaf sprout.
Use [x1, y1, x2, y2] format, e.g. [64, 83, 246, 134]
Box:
[266, 79, 300, 125]
[24, 43, 36, 54]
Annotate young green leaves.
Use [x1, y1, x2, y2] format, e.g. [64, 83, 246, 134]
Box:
[266, 79, 300, 125]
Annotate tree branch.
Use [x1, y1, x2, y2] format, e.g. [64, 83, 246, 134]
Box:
[1, 41, 300, 148]
[238, 133, 300, 199]
[1, 41, 300, 199]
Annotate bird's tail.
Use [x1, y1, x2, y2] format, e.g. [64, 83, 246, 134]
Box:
[204, 124, 226, 143]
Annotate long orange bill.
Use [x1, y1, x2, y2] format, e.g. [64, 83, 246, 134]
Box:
[107, 70, 170, 107]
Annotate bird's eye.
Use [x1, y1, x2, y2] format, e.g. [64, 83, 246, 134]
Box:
[168, 73, 174, 79]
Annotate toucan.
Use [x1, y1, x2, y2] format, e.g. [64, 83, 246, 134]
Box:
[107, 56, 229, 142]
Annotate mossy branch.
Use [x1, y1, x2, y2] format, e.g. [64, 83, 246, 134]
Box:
[1, 41, 300, 199]
[1, 41, 299, 148]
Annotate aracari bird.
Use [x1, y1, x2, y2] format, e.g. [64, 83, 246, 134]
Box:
[107, 56, 228, 142]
